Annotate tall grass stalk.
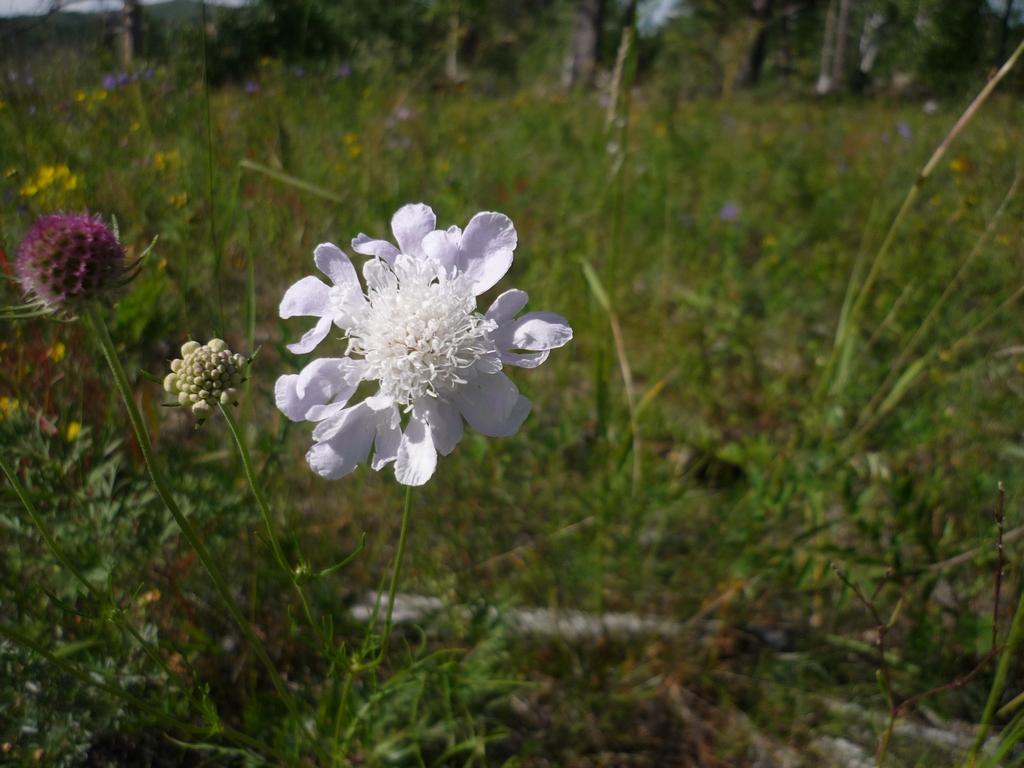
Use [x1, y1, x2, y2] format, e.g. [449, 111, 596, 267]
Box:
[818, 37, 1024, 409]
[82, 304, 318, 752]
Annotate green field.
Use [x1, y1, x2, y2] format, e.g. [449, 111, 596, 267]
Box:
[3, 47, 1024, 767]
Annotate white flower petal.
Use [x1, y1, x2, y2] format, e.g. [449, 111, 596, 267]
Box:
[420, 397, 464, 456]
[275, 358, 362, 421]
[492, 311, 573, 352]
[458, 212, 516, 294]
[280, 276, 332, 318]
[485, 289, 529, 325]
[304, 402, 349, 422]
[391, 203, 436, 258]
[286, 315, 334, 354]
[306, 403, 388, 479]
[395, 405, 437, 485]
[274, 374, 306, 421]
[351, 233, 400, 264]
[499, 350, 550, 369]
[420, 228, 462, 272]
[453, 371, 530, 437]
[371, 416, 402, 470]
[296, 357, 365, 399]
[314, 243, 359, 288]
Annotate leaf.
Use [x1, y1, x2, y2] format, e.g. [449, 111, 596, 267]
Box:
[878, 357, 929, 416]
[239, 159, 347, 204]
[579, 259, 612, 312]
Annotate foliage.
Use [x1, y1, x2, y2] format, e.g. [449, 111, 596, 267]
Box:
[3, 33, 1024, 764]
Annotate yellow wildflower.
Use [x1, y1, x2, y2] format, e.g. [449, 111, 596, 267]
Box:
[0, 397, 19, 419]
[168, 192, 188, 208]
[49, 342, 65, 363]
[65, 421, 81, 441]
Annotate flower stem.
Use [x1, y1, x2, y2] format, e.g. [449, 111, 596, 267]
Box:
[220, 404, 289, 570]
[220, 403, 323, 640]
[82, 305, 315, 747]
[329, 484, 414, 764]
[968, 576, 1024, 763]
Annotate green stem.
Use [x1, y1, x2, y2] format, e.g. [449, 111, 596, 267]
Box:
[220, 405, 289, 570]
[220, 404, 323, 643]
[82, 305, 314, 747]
[329, 485, 414, 765]
[816, 36, 1024, 405]
[969, 575, 1024, 763]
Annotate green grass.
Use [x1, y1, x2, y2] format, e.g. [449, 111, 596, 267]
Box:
[3, 47, 1024, 766]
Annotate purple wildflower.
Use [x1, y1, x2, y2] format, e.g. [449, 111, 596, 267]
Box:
[17, 214, 128, 311]
[244, 80, 259, 94]
[102, 74, 116, 91]
[897, 121, 912, 142]
[719, 203, 740, 222]
[337, 64, 352, 77]
[291, 66, 305, 79]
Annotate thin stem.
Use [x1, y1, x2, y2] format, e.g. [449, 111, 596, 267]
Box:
[372, 484, 415, 663]
[853, 168, 1023, 433]
[81, 305, 315, 749]
[329, 485, 414, 763]
[220, 405, 289, 570]
[817, 36, 1024, 404]
[220, 404, 324, 643]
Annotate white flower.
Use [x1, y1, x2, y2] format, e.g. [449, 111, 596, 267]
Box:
[276, 203, 573, 486]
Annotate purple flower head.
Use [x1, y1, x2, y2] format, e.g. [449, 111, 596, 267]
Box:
[17, 214, 128, 312]
[291, 66, 305, 79]
[244, 80, 259, 94]
[719, 203, 740, 222]
[144, 69, 154, 80]
[102, 74, 116, 91]
[116, 72, 129, 86]
[897, 121, 912, 142]
[337, 63, 352, 77]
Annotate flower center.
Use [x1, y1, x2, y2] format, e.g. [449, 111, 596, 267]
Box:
[345, 257, 496, 406]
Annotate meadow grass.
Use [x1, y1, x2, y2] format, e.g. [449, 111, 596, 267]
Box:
[3, 48, 1024, 765]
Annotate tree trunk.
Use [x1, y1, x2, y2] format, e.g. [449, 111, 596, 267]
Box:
[831, 0, 852, 87]
[737, 0, 774, 87]
[998, 0, 1015, 62]
[852, 10, 884, 92]
[562, 0, 605, 89]
[816, 0, 839, 93]
[776, 13, 791, 78]
[121, 0, 141, 65]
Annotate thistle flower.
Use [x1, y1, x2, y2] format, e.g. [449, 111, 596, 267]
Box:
[164, 339, 249, 423]
[16, 214, 129, 314]
[276, 203, 572, 486]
